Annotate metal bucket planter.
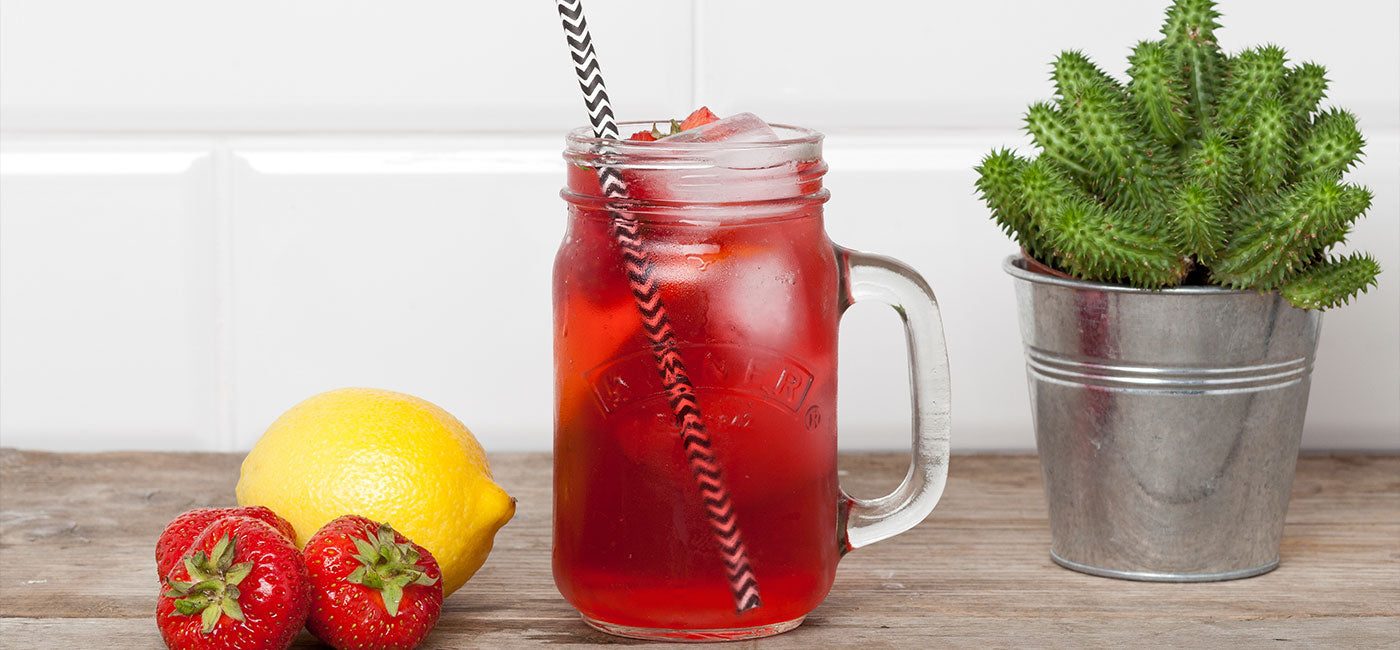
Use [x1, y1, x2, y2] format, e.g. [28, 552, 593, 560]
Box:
[1004, 255, 1323, 581]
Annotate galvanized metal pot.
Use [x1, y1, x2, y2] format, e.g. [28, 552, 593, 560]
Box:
[1005, 255, 1323, 582]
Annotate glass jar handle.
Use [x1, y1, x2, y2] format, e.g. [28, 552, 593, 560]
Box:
[837, 246, 952, 551]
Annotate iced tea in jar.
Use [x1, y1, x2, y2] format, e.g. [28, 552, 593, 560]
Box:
[553, 113, 952, 641]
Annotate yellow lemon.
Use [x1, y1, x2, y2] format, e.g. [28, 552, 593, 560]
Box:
[236, 387, 515, 596]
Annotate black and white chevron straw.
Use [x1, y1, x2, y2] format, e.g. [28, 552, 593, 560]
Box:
[555, 0, 763, 615]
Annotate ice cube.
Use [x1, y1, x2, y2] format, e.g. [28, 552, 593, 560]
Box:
[630, 112, 804, 210]
[666, 113, 790, 172]
[661, 112, 779, 143]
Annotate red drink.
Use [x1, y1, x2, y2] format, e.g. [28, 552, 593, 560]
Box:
[554, 116, 952, 640]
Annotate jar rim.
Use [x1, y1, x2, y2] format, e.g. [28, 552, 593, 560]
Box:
[564, 121, 824, 160]
[562, 120, 827, 210]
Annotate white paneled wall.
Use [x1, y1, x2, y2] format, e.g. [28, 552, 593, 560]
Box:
[2, 1, 1397, 452]
[697, 0, 1400, 132]
[0, 145, 221, 448]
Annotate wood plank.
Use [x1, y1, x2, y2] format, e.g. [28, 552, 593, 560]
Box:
[4, 614, 1397, 649]
[1, 449, 1397, 647]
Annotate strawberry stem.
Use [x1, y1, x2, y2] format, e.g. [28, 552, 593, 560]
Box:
[164, 533, 251, 633]
[344, 522, 438, 617]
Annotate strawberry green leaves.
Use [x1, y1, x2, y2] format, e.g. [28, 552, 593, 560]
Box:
[628, 107, 722, 142]
[163, 534, 253, 633]
[344, 522, 440, 617]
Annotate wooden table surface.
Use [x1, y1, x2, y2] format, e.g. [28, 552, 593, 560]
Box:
[1, 449, 1396, 648]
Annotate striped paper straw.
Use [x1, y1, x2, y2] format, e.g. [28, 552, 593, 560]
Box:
[555, 0, 762, 614]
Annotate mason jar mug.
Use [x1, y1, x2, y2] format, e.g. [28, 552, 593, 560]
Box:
[553, 122, 953, 641]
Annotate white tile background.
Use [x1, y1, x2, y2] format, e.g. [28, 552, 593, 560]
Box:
[2, 1, 1397, 452]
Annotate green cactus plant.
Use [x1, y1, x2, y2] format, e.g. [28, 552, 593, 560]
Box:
[976, 0, 1379, 309]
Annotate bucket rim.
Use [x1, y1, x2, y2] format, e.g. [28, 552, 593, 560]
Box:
[1002, 255, 1264, 297]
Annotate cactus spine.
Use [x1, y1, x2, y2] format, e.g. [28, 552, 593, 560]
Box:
[977, 0, 1378, 310]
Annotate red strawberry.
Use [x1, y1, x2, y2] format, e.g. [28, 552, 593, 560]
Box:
[627, 108, 721, 142]
[304, 515, 443, 650]
[156, 506, 297, 578]
[156, 516, 312, 650]
[678, 106, 720, 130]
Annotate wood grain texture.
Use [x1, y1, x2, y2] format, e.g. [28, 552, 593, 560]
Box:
[1, 449, 1397, 648]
